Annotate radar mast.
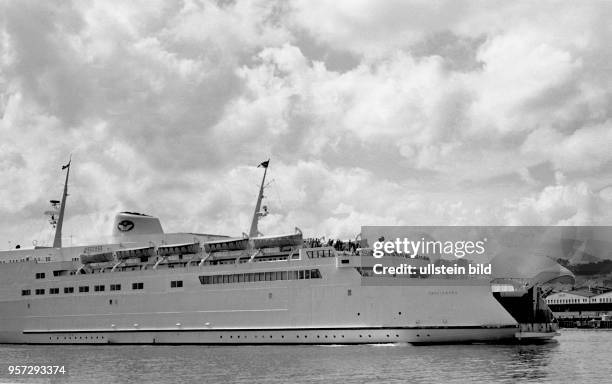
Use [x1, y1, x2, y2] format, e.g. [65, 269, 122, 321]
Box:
[52, 157, 71, 248]
[248, 159, 269, 238]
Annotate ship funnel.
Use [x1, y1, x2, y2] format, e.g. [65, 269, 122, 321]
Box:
[112, 212, 164, 239]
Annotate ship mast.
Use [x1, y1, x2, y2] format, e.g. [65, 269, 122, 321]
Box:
[53, 158, 71, 248]
[248, 159, 269, 238]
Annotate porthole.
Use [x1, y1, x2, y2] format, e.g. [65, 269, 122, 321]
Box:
[317, 335, 320, 338]
[357, 312, 360, 316]
[398, 312, 402, 315]
[325, 335, 328, 338]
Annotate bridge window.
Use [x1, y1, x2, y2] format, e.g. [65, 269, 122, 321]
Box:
[21, 289, 31, 296]
[35, 272, 45, 279]
[170, 280, 183, 288]
[94, 285, 105, 292]
[79, 286, 89, 293]
[49, 288, 60, 294]
[64, 287, 74, 293]
[110, 284, 121, 291]
[35, 289, 45, 295]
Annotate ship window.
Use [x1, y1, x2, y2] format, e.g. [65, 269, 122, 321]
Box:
[197, 269, 322, 285]
[171, 280, 183, 288]
[79, 286, 89, 293]
[49, 288, 60, 295]
[94, 285, 105, 292]
[64, 287, 74, 293]
[21, 289, 31, 296]
[35, 272, 45, 279]
[110, 284, 121, 291]
[35, 288, 45, 295]
[53, 270, 63, 277]
[132, 282, 144, 290]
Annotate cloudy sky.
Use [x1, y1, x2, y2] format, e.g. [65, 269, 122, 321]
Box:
[1, 0, 611, 248]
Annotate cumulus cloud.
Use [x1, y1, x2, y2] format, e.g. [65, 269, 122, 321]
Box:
[1, 0, 611, 248]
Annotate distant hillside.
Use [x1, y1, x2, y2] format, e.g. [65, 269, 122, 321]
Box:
[563, 259, 612, 276]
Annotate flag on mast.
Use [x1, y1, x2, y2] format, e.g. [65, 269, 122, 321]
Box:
[62, 161, 71, 170]
[258, 159, 269, 168]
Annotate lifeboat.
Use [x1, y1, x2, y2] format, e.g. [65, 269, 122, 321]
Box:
[203, 238, 249, 253]
[115, 246, 156, 260]
[252, 233, 303, 249]
[80, 251, 114, 264]
[157, 242, 200, 256]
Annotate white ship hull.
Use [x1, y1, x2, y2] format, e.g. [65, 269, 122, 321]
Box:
[0, 252, 519, 345]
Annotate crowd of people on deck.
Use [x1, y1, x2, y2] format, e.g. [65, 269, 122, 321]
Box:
[304, 238, 360, 252]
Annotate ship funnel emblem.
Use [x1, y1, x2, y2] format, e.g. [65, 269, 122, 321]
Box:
[117, 220, 134, 232]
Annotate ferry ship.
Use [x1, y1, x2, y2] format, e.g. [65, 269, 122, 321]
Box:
[0, 160, 563, 344]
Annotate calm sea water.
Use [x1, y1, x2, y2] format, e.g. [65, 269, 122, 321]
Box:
[1, 330, 610, 384]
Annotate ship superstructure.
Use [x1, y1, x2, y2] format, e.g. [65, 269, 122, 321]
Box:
[0, 160, 562, 344]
